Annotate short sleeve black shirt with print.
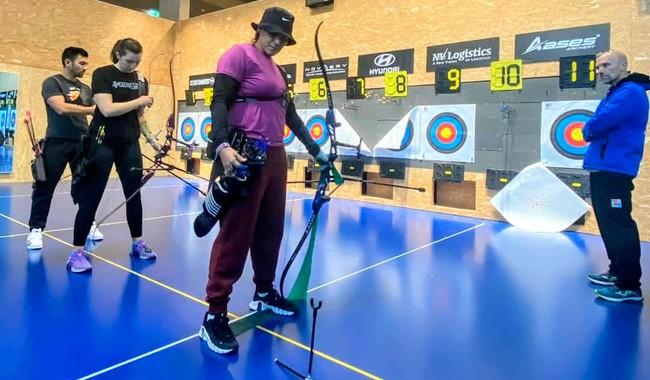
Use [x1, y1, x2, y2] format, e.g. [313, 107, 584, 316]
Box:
[90, 65, 148, 143]
[42, 74, 93, 139]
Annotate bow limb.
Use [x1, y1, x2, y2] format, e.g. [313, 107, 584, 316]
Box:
[95, 53, 179, 229]
[280, 22, 342, 300]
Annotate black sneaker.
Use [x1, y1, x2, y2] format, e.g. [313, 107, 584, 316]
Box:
[588, 271, 618, 286]
[199, 312, 238, 354]
[249, 289, 297, 316]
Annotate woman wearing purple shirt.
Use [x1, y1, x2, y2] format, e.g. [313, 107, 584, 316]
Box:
[198, 7, 328, 354]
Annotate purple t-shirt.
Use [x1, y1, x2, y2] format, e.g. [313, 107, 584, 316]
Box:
[217, 43, 287, 146]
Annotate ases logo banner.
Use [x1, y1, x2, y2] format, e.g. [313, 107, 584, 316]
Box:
[303, 57, 349, 82]
[426, 38, 499, 70]
[358, 49, 414, 77]
[515, 24, 610, 62]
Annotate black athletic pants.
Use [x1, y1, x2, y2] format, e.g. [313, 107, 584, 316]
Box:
[73, 140, 143, 246]
[590, 171, 642, 290]
[29, 137, 82, 230]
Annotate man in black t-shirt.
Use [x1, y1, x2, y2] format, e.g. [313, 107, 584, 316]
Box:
[26, 47, 104, 250]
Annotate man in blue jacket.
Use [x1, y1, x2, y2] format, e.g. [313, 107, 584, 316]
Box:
[583, 50, 649, 303]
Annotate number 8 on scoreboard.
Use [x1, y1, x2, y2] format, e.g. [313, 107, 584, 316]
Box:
[384, 71, 408, 98]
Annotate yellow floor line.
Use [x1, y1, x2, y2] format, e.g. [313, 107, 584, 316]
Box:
[256, 325, 383, 379]
[0, 212, 382, 379]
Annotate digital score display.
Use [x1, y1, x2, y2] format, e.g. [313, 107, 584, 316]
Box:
[559, 55, 596, 89]
[435, 67, 461, 94]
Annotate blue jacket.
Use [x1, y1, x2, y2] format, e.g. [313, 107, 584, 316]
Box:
[582, 73, 650, 177]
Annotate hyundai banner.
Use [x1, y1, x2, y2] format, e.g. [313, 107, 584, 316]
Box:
[358, 49, 414, 77]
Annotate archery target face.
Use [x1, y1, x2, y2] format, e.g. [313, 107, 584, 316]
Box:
[550, 110, 591, 159]
[180, 116, 195, 143]
[283, 125, 296, 146]
[200, 115, 212, 143]
[306, 114, 329, 146]
[541, 100, 598, 169]
[389, 119, 414, 152]
[8, 110, 16, 130]
[426, 112, 467, 154]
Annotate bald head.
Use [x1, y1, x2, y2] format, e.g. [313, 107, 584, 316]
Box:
[595, 50, 629, 85]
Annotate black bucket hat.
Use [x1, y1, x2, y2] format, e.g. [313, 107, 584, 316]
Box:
[251, 7, 296, 46]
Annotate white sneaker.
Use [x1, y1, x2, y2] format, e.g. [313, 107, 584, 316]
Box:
[88, 222, 104, 241]
[26, 228, 43, 250]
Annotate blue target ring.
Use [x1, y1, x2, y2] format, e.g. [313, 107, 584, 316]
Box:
[550, 110, 592, 160]
[306, 115, 329, 146]
[200, 116, 212, 142]
[283, 125, 296, 146]
[389, 120, 414, 151]
[180, 117, 195, 142]
[426, 113, 467, 154]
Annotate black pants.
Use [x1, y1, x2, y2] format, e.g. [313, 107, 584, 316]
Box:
[29, 137, 82, 230]
[73, 141, 143, 246]
[590, 171, 642, 290]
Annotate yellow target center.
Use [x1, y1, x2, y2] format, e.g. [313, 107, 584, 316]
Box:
[571, 128, 583, 141]
[440, 127, 452, 139]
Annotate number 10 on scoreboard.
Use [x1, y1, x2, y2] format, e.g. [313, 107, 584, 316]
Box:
[490, 60, 523, 91]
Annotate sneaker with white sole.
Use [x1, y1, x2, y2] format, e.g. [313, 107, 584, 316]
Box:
[26, 228, 43, 250]
[249, 288, 296, 316]
[199, 312, 238, 354]
[130, 240, 157, 260]
[88, 222, 104, 241]
[66, 249, 92, 273]
[595, 285, 643, 303]
[588, 271, 617, 286]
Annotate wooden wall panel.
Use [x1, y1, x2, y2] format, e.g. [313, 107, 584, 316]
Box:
[0, 0, 180, 183]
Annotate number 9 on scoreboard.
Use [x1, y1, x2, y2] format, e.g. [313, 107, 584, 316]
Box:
[435, 67, 461, 94]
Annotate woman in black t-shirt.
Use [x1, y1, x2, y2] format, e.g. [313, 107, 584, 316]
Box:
[68, 38, 160, 273]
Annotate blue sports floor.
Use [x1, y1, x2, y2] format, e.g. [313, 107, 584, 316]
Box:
[0, 177, 648, 379]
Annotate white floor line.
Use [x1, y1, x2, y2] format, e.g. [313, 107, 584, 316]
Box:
[76, 333, 200, 380]
[76, 310, 261, 380]
[307, 222, 486, 293]
[0, 211, 201, 239]
[0, 184, 193, 199]
[0, 197, 308, 240]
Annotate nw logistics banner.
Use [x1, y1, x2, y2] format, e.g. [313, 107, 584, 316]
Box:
[426, 38, 499, 70]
